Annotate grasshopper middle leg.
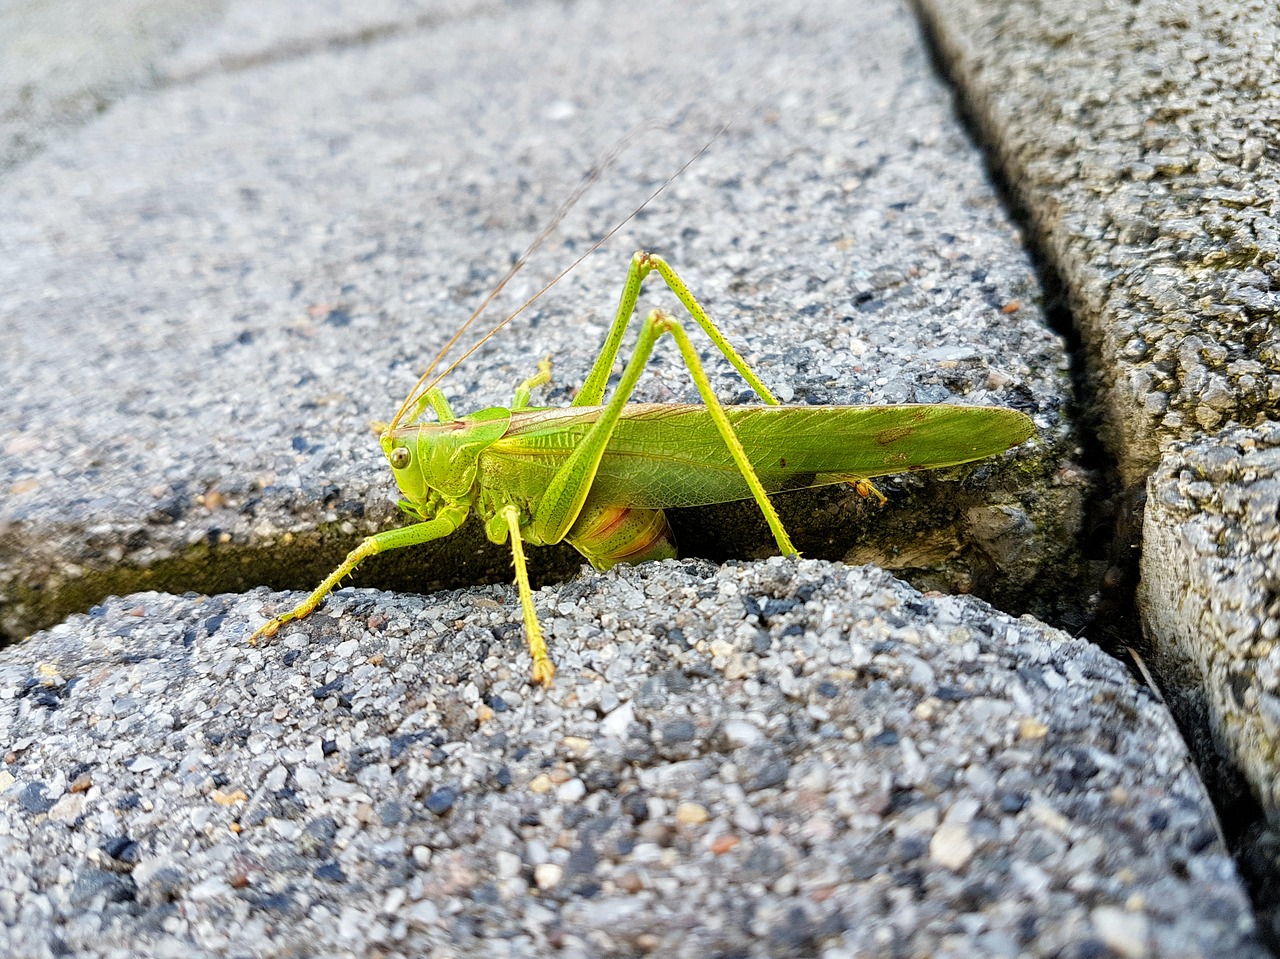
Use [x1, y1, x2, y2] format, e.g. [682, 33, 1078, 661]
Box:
[574, 251, 779, 408]
[532, 307, 798, 558]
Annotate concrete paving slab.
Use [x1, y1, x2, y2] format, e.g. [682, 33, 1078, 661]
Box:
[159, 0, 499, 83]
[0, 561, 1265, 958]
[0, 0, 1084, 643]
[0, 0, 227, 178]
[916, 0, 1280, 489]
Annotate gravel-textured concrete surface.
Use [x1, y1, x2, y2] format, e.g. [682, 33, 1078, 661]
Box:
[915, 0, 1280, 489]
[2, 0, 503, 178]
[0, 0, 1083, 643]
[1141, 425, 1280, 820]
[160, 0, 498, 83]
[0, 0, 227, 178]
[17, 0, 1272, 953]
[0, 561, 1265, 958]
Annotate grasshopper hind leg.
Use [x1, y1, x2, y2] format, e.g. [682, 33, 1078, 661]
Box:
[574, 252, 780, 408]
[531, 306, 799, 561]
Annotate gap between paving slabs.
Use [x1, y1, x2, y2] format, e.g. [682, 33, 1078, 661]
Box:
[2, 434, 1078, 646]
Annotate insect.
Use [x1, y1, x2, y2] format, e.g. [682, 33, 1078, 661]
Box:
[250, 150, 1035, 686]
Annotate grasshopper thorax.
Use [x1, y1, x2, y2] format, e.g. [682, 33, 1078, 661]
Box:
[379, 406, 513, 510]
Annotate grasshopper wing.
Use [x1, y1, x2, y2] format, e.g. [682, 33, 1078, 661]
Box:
[489, 404, 1033, 509]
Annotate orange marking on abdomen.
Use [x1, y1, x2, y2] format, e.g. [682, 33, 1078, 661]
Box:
[579, 505, 630, 541]
[611, 512, 670, 562]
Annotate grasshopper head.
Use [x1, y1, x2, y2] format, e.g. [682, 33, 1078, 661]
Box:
[379, 406, 512, 511]
[380, 428, 430, 508]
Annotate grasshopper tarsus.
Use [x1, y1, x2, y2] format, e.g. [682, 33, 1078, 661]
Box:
[850, 478, 888, 505]
[530, 656, 556, 688]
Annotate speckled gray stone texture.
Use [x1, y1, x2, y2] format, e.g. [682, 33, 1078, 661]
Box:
[0, 0, 1082, 641]
[1141, 424, 1280, 820]
[0, 0, 227, 177]
[1, 0, 497, 178]
[160, 0, 496, 82]
[915, 0, 1280, 488]
[0, 561, 1264, 958]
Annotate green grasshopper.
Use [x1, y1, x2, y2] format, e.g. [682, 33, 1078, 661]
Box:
[251, 239, 1034, 685]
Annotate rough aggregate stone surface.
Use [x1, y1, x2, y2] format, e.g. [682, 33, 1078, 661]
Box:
[9, 0, 1269, 954]
[0, 0, 227, 178]
[916, 0, 1280, 487]
[0, 560, 1265, 958]
[915, 0, 1280, 927]
[1141, 424, 1280, 821]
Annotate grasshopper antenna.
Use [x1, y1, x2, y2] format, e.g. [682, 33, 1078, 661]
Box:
[390, 124, 651, 430]
[389, 121, 730, 430]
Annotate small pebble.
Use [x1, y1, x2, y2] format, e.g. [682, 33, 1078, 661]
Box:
[1018, 718, 1049, 740]
[1092, 905, 1150, 959]
[47, 793, 86, 823]
[534, 863, 563, 890]
[711, 834, 740, 855]
[930, 822, 976, 871]
[721, 719, 763, 748]
[403, 901, 439, 929]
[495, 851, 522, 879]
[562, 736, 591, 756]
[557, 779, 586, 803]
[18, 783, 54, 814]
[425, 787, 458, 815]
[676, 802, 711, 825]
[529, 774, 553, 794]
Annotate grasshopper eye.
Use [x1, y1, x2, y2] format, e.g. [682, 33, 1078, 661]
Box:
[389, 446, 411, 470]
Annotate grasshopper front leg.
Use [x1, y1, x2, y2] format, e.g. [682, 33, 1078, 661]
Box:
[497, 504, 555, 685]
[250, 506, 468, 642]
